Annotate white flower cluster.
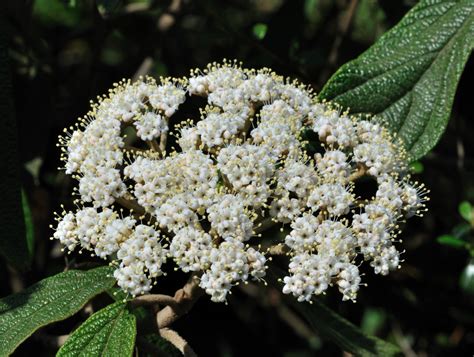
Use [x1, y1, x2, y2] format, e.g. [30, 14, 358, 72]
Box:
[52, 61, 428, 303]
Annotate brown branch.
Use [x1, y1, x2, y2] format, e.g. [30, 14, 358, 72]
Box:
[131, 294, 179, 309]
[159, 328, 197, 357]
[391, 322, 417, 357]
[146, 139, 161, 152]
[124, 145, 148, 154]
[275, 302, 317, 343]
[156, 274, 204, 328]
[7, 265, 24, 293]
[115, 197, 146, 215]
[254, 217, 277, 234]
[132, 57, 154, 81]
[319, 0, 359, 85]
[159, 131, 168, 154]
[348, 165, 366, 181]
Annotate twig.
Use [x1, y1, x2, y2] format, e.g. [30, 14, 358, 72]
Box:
[124, 145, 148, 154]
[7, 265, 24, 293]
[348, 165, 366, 181]
[156, 274, 204, 328]
[159, 131, 168, 154]
[255, 217, 277, 234]
[201, 2, 308, 80]
[159, 328, 197, 357]
[319, 0, 359, 84]
[132, 57, 154, 81]
[115, 197, 146, 215]
[391, 322, 417, 357]
[131, 294, 179, 308]
[275, 302, 317, 343]
[158, 0, 182, 32]
[124, 2, 150, 14]
[146, 139, 161, 152]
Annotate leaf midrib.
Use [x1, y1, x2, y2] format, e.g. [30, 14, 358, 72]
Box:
[100, 307, 125, 357]
[0, 272, 113, 353]
[350, 7, 471, 134]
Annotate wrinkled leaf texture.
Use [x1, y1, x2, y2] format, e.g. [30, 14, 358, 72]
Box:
[0, 266, 115, 356]
[320, 0, 474, 160]
[57, 301, 136, 357]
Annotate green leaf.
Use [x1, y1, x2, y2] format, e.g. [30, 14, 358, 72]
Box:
[304, 0, 332, 25]
[268, 268, 401, 356]
[0, 18, 30, 270]
[452, 222, 472, 238]
[252, 23, 268, 40]
[458, 201, 472, 222]
[410, 161, 424, 174]
[352, 0, 386, 44]
[292, 299, 401, 356]
[319, 0, 474, 160]
[361, 308, 386, 336]
[437, 234, 466, 248]
[21, 189, 35, 260]
[140, 334, 182, 357]
[57, 302, 136, 357]
[0, 266, 115, 356]
[33, 0, 83, 28]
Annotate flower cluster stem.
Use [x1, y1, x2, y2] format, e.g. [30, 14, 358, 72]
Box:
[159, 328, 197, 357]
[156, 274, 203, 328]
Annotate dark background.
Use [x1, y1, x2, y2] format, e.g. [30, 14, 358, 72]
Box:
[1, 0, 474, 356]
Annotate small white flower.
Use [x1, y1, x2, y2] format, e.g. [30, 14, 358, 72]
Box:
[135, 112, 168, 141]
[307, 183, 354, 216]
[53, 61, 426, 303]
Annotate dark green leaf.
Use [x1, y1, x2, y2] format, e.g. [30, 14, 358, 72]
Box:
[66, 0, 78, 8]
[361, 308, 386, 336]
[304, 0, 321, 23]
[0, 18, 30, 270]
[0, 266, 115, 356]
[319, 0, 474, 160]
[268, 268, 402, 356]
[291, 299, 401, 356]
[304, 0, 332, 28]
[33, 0, 83, 27]
[21, 189, 35, 260]
[57, 302, 136, 357]
[451, 223, 472, 238]
[352, 0, 386, 44]
[140, 334, 182, 357]
[437, 234, 466, 248]
[458, 201, 472, 222]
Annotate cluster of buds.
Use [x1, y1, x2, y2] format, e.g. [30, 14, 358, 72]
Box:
[52, 61, 428, 303]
